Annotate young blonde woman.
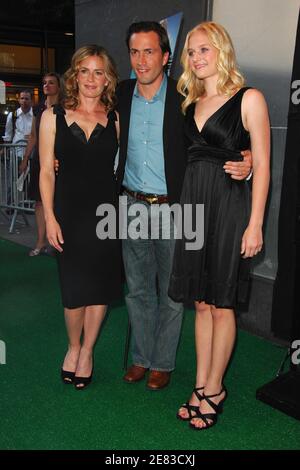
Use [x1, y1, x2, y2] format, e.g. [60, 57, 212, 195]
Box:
[39, 45, 122, 389]
[168, 22, 270, 429]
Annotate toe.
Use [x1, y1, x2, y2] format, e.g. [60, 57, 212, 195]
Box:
[191, 417, 201, 428]
[178, 407, 188, 419]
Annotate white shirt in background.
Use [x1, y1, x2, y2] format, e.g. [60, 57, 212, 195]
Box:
[3, 107, 33, 144]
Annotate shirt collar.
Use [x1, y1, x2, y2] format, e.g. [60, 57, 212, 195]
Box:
[133, 74, 167, 102]
[17, 107, 33, 117]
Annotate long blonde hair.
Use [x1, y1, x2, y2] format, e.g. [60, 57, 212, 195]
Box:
[178, 22, 245, 114]
[63, 45, 118, 111]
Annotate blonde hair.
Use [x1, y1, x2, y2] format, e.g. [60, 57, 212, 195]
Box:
[178, 22, 245, 114]
[63, 45, 118, 111]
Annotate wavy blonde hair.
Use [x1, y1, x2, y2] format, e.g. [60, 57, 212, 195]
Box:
[178, 22, 245, 114]
[63, 45, 118, 111]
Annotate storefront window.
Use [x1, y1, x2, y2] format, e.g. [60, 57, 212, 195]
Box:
[0, 44, 54, 74]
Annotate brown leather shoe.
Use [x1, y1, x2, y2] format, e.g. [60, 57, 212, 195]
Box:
[147, 370, 171, 390]
[123, 364, 148, 383]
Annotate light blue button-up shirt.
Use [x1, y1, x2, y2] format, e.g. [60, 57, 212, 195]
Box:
[123, 74, 167, 195]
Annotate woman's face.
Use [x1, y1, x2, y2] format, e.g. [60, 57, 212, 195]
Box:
[187, 30, 218, 81]
[76, 55, 108, 99]
[43, 76, 60, 96]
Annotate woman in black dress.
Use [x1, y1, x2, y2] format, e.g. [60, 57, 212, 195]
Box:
[20, 73, 61, 256]
[168, 22, 270, 429]
[39, 45, 122, 389]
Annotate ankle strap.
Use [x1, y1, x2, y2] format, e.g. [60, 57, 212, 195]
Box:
[202, 386, 226, 412]
[193, 386, 204, 401]
[203, 387, 225, 399]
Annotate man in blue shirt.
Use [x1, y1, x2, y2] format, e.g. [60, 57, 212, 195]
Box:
[116, 22, 251, 390]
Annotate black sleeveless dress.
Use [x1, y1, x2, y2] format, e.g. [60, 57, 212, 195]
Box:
[53, 105, 122, 309]
[168, 88, 251, 309]
[28, 102, 47, 202]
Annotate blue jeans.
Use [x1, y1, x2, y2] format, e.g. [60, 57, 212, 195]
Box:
[122, 193, 184, 371]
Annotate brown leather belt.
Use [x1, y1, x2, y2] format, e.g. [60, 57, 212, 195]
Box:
[123, 187, 169, 204]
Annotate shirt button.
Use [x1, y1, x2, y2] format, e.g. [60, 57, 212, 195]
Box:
[144, 161, 147, 165]
[143, 141, 147, 144]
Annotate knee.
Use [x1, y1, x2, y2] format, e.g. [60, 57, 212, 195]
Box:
[211, 306, 233, 320]
[195, 301, 211, 316]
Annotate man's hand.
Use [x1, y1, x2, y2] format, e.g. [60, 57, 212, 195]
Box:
[223, 149, 252, 180]
[54, 158, 59, 174]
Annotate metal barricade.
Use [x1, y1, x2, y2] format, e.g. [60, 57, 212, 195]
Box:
[0, 142, 35, 233]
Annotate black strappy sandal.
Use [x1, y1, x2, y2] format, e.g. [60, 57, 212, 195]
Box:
[189, 386, 227, 430]
[74, 372, 93, 390]
[61, 368, 75, 384]
[74, 362, 94, 390]
[176, 386, 205, 421]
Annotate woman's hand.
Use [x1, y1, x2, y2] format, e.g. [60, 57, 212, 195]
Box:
[241, 224, 263, 258]
[46, 215, 64, 252]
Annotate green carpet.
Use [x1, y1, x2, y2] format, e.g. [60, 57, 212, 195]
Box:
[0, 238, 299, 450]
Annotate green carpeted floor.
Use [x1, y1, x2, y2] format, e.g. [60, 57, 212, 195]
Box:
[0, 238, 299, 450]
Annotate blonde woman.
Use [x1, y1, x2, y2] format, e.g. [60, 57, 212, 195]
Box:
[39, 45, 122, 389]
[168, 22, 270, 429]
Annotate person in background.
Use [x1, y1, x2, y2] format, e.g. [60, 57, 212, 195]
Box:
[2, 90, 33, 210]
[3, 90, 32, 144]
[20, 73, 61, 256]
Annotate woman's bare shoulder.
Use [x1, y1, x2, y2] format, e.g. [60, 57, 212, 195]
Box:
[243, 88, 267, 107]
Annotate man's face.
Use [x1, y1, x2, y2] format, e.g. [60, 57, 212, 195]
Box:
[18, 92, 32, 113]
[129, 31, 169, 86]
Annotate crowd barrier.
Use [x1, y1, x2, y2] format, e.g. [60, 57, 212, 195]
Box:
[0, 143, 35, 233]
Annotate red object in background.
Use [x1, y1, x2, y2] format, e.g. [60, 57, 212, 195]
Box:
[4, 82, 12, 87]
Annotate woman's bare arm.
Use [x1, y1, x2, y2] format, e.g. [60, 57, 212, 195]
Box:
[39, 109, 64, 251]
[19, 117, 37, 173]
[241, 88, 270, 258]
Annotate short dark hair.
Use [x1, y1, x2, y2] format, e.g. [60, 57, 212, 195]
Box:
[19, 89, 32, 98]
[126, 21, 171, 72]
